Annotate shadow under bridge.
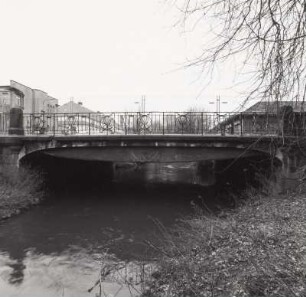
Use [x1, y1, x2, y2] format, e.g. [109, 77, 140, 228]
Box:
[28, 136, 269, 163]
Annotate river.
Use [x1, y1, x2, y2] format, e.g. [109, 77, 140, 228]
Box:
[0, 158, 266, 296]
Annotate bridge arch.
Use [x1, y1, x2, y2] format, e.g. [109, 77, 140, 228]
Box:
[18, 135, 273, 165]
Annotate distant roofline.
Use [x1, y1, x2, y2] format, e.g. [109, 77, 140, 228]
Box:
[10, 80, 33, 90]
[10, 80, 59, 100]
[244, 100, 306, 112]
[0, 85, 24, 97]
[33, 89, 47, 94]
[57, 100, 94, 113]
[48, 96, 59, 101]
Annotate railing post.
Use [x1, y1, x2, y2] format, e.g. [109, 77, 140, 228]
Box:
[201, 112, 204, 135]
[125, 112, 127, 135]
[89, 113, 91, 135]
[77, 113, 80, 134]
[240, 112, 243, 136]
[53, 113, 56, 136]
[162, 112, 165, 135]
[113, 113, 116, 134]
[42, 112, 45, 134]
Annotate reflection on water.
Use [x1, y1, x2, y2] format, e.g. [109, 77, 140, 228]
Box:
[0, 187, 202, 296]
[0, 249, 142, 297]
[114, 162, 215, 186]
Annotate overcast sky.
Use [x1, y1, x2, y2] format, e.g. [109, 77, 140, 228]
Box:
[0, 0, 250, 112]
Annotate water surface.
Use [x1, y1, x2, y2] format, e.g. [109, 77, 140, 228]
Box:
[1, 162, 217, 296]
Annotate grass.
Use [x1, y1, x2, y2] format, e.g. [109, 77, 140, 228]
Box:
[142, 182, 306, 297]
[0, 165, 44, 219]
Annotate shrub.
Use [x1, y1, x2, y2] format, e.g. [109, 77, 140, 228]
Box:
[143, 189, 306, 297]
[0, 165, 44, 219]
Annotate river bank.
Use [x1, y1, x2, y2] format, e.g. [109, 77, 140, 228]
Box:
[0, 166, 44, 220]
[142, 182, 306, 297]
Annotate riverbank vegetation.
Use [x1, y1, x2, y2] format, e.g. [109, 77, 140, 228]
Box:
[143, 180, 306, 296]
[0, 166, 44, 220]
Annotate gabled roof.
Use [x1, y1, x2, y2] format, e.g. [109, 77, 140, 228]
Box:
[245, 101, 305, 113]
[57, 101, 94, 113]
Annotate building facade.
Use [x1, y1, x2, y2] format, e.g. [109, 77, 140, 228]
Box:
[221, 101, 306, 135]
[9, 80, 59, 113]
[0, 86, 25, 133]
[0, 86, 24, 112]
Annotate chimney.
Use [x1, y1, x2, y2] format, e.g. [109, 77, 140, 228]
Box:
[78, 101, 83, 105]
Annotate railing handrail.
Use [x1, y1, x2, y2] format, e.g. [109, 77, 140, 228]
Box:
[0, 110, 304, 136]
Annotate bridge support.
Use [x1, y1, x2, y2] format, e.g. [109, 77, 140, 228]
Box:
[0, 139, 23, 169]
[276, 144, 306, 192]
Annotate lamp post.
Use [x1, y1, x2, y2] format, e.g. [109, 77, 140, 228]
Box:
[134, 95, 146, 113]
[209, 95, 228, 123]
[209, 95, 228, 114]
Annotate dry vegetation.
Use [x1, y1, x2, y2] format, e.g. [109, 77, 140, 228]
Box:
[0, 166, 44, 219]
[172, 0, 306, 106]
[143, 183, 306, 297]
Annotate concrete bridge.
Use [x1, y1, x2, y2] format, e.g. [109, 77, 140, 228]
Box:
[0, 108, 305, 187]
[0, 134, 279, 165]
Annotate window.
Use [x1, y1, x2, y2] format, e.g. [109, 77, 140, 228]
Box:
[16, 96, 21, 107]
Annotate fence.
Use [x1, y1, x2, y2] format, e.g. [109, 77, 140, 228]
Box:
[1, 111, 305, 136]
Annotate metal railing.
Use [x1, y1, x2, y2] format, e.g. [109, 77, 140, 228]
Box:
[22, 112, 237, 136]
[1, 111, 305, 136]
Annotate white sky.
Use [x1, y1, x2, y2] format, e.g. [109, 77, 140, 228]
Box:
[0, 0, 250, 112]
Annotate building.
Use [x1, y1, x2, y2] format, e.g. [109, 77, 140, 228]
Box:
[221, 101, 306, 135]
[0, 86, 25, 133]
[0, 80, 59, 134]
[57, 100, 93, 113]
[9, 80, 59, 113]
[244, 100, 305, 113]
[56, 101, 124, 135]
[0, 86, 24, 112]
[55, 100, 94, 134]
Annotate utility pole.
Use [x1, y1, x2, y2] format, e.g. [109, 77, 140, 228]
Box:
[141, 95, 146, 113]
[209, 95, 228, 126]
[69, 97, 74, 113]
[134, 95, 146, 113]
[209, 95, 228, 114]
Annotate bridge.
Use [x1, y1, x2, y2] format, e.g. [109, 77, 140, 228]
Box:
[0, 108, 305, 188]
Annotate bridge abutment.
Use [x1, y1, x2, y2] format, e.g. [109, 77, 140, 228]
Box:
[276, 144, 306, 192]
[0, 138, 23, 169]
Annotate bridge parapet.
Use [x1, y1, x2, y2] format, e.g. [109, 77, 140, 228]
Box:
[0, 108, 305, 137]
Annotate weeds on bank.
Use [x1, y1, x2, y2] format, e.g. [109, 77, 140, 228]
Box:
[142, 184, 306, 297]
[0, 166, 44, 219]
[88, 252, 155, 297]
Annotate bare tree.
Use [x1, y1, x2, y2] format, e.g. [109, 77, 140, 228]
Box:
[171, 0, 306, 108]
